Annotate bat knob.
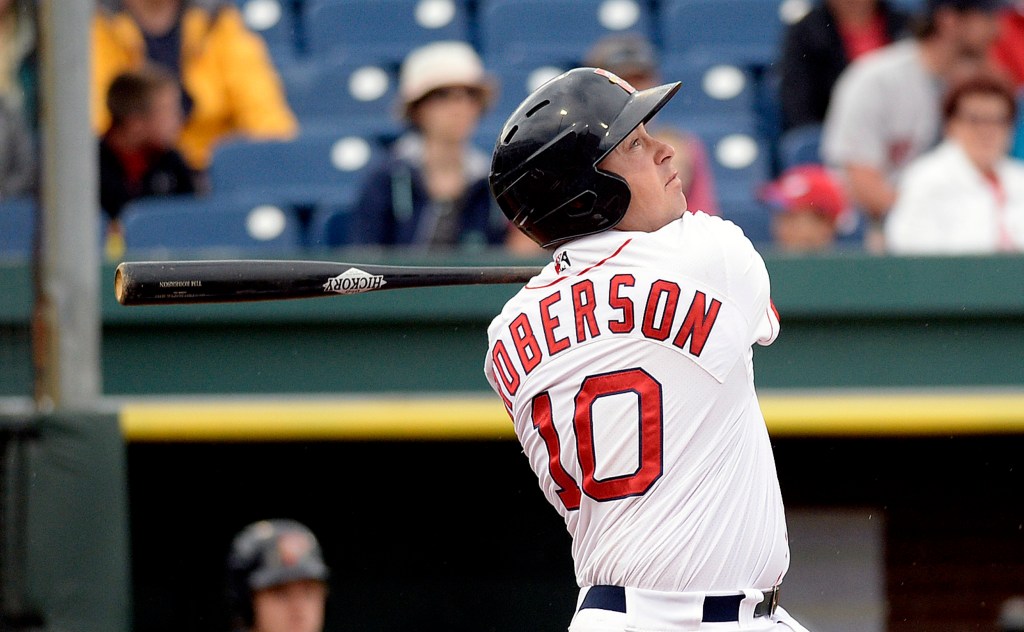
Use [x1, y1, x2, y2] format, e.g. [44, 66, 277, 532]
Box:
[114, 263, 127, 305]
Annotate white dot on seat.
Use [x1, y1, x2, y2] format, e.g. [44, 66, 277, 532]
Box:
[779, 0, 812, 24]
[598, 0, 640, 30]
[416, 0, 456, 28]
[716, 134, 759, 169]
[527, 67, 565, 92]
[331, 137, 372, 171]
[246, 205, 286, 241]
[242, 0, 282, 31]
[349, 66, 390, 102]
[703, 65, 746, 101]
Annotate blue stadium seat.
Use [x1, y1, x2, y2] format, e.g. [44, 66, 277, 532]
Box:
[478, 0, 653, 64]
[0, 196, 36, 259]
[120, 193, 304, 253]
[659, 58, 758, 122]
[280, 57, 401, 132]
[719, 198, 773, 248]
[888, 0, 926, 15]
[303, 0, 471, 63]
[478, 56, 573, 146]
[208, 128, 386, 209]
[778, 123, 824, 170]
[675, 120, 773, 210]
[307, 203, 356, 249]
[659, 0, 789, 69]
[232, 0, 300, 63]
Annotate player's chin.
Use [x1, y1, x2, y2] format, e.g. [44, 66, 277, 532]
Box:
[670, 191, 688, 218]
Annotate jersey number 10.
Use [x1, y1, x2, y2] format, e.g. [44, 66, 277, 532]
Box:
[530, 368, 664, 511]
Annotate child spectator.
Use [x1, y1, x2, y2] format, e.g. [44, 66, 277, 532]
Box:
[885, 72, 1024, 253]
[92, 0, 298, 172]
[99, 65, 197, 222]
[0, 96, 35, 199]
[351, 41, 508, 249]
[821, 0, 1004, 251]
[779, 0, 911, 132]
[760, 164, 848, 253]
[584, 33, 721, 216]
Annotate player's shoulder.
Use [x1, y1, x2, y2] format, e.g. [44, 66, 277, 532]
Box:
[675, 211, 753, 251]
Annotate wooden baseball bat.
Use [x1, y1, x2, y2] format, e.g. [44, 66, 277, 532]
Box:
[114, 260, 541, 306]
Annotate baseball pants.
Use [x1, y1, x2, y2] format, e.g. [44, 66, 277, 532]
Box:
[567, 586, 812, 632]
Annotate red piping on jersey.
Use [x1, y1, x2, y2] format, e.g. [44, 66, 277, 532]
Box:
[525, 239, 633, 290]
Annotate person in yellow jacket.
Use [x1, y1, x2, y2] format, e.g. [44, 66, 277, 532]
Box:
[92, 0, 298, 172]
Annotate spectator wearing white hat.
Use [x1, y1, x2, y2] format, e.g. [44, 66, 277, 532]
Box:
[351, 41, 510, 249]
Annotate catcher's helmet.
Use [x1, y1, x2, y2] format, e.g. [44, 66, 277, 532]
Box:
[489, 67, 680, 248]
[226, 519, 329, 627]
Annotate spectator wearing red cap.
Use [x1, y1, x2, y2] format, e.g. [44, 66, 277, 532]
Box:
[761, 164, 849, 253]
[886, 71, 1024, 253]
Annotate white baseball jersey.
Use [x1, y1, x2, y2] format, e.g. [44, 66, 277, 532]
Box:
[484, 212, 789, 593]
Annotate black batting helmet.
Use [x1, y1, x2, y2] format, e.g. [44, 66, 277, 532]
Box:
[489, 67, 680, 248]
[225, 519, 329, 628]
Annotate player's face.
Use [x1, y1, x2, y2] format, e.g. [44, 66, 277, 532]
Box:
[251, 579, 327, 632]
[598, 123, 688, 233]
[946, 92, 1014, 170]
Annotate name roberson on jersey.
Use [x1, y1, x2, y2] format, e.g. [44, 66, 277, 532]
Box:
[484, 212, 788, 593]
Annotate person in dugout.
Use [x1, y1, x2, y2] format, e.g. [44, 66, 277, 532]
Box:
[225, 519, 330, 632]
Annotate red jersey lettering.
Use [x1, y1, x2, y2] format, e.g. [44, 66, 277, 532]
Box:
[539, 292, 571, 356]
[641, 280, 680, 341]
[510, 313, 542, 373]
[608, 274, 636, 334]
[571, 280, 600, 344]
[673, 291, 722, 357]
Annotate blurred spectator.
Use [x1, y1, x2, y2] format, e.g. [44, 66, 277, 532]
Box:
[760, 164, 848, 252]
[885, 71, 1024, 253]
[99, 65, 197, 222]
[779, 0, 911, 132]
[92, 0, 298, 172]
[990, 0, 1024, 87]
[0, 0, 37, 129]
[0, 96, 35, 199]
[1014, 105, 1024, 158]
[821, 0, 1004, 251]
[1001, 596, 1024, 631]
[226, 519, 330, 632]
[351, 41, 508, 249]
[585, 33, 720, 216]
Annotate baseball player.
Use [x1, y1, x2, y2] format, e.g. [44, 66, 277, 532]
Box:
[225, 519, 330, 632]
[484, 68, 807, 631]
